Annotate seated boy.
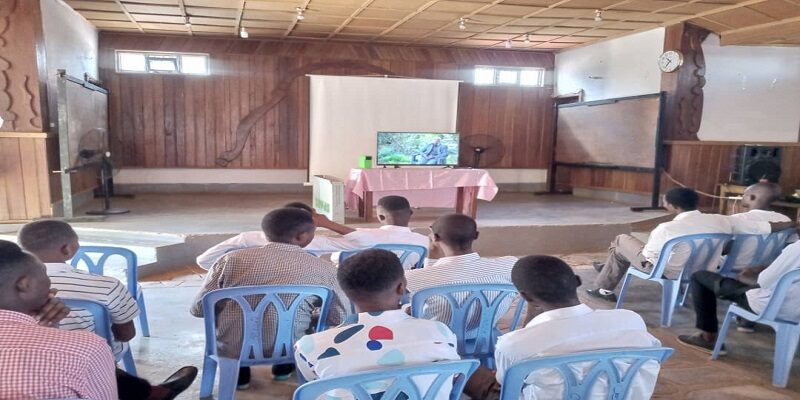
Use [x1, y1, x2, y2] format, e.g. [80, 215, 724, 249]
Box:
[466, 255, 661, 400]
[294, 249, 460, 399]
[191, 207, 348, 388]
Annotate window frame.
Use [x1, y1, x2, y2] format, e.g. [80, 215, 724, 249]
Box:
[115, 50, 210, 76]
[473, 65, 545, 87]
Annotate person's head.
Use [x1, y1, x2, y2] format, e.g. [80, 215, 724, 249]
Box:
[261, 208, 315, 246]
[742, 182, 782, 211]
[433, 138, 441, 145]
[17, 220, 80, 263]
[511, 255, 581, 310]
[337, 249, 406, 312]
[663, 187, 699, 213]
[376, 196, 413, 227]
[0, 240, 52, 314]
[284, 202, 313, 213]
[430, 213, 479, 255]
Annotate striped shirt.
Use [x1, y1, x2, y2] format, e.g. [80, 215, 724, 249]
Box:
[406, 253, 517, 327]
[0, 310, 117, 400]
[46, 262, 139, 357]
[190, 242, 349, 358]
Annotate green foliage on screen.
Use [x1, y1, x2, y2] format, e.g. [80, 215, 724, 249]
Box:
[377, 132, 459, 166]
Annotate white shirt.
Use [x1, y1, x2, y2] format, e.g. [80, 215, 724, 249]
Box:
[726, 210, 795, 272]
[746, 241, 800, 322]
[495, 304, 662, 400]
[46, 263, 139, 357]
[406, 253, 517, 326]
[294, 310, 461, 400]
[195, 226, 427, 270]
[643, 210, 732, 269]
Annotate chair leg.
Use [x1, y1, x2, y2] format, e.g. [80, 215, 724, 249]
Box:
[772, 326, 800, 388]
[660, 281, 680, 327]
[217, 358, 241, 400]
[137, 292, 150, 337]
[121, 348, 137, 376]
[199, 355, 218, 398]
[712, 311, 735, 360]
[615, 273, 633, 309]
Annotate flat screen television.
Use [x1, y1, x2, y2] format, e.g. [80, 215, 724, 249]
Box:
[376, 132, 460, 166]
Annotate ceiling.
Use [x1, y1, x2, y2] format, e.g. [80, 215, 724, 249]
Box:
[65, 0, 800, 50]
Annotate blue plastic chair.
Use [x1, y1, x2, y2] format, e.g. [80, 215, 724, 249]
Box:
[199, 285, 334, 399]
[712, 268, 800, 387]
[339, 244, 428, 269]
[718, 229, 794, 278]
[616, 233, 732, 327]
[61, 298, 137, 376]
[293, 360, 479, 400]
[499, 347, 674, 400]
[70, 246, 150, 337]
[411, 284, 524, 368]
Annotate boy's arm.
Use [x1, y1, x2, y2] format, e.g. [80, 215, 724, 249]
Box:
[312, 211, 356, 235]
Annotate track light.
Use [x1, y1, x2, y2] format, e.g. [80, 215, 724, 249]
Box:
[524, 34, 530, 44]
[594, 10, 603, 22]
[458, 18, 467, 30]
[296, 7, 305, 20]
[239, 26, 249, 38]
[504, 39, 512, 49]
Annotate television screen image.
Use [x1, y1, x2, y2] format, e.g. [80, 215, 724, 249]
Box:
[377, 132, 460, 166]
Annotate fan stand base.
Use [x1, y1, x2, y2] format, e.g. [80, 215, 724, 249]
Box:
[86, 208, 130, 216]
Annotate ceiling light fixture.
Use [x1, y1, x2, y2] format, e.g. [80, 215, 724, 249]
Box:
[239, 26, 249, 39]
[594, 10, 603, 22]
[504, 39, 512, 49]
[296, 7, 306, 20]
[524, 34, 530, 44]
[458, 17, 467, 30]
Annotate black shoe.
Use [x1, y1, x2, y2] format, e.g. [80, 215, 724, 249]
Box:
[586, 288, 617, 302]
[736, 317, 756, 333]
[592, 262, 605, 273]
[272, 363, 295, 381]
[158, 366, 198, 400]
[237, 366, 251, 390]
[678, 333, 726, 355]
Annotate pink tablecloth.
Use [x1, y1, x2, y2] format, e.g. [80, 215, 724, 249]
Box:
[345, 168, 498, 210]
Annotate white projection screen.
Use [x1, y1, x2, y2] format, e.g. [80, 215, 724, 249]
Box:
[308, 75, 460, 181]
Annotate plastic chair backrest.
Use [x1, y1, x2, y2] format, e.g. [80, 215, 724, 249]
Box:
[339, 244, 428, 269]
[720, 229, 794, 276]
[499, 347, 674, 400]
[650, 233, 731, 281]
[410, 284, 522, 358]
[293, 360, 479, 400]
[757, 268, 800, 322]
[60, 298, 114, 347]
[70, 246, 138, 297]
[201, 285, 333, 365]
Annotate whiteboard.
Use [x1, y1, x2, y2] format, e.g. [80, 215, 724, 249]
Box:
[308, 75, 459, 180]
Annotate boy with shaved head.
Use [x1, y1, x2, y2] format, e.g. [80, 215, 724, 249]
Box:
[728, 181, 797, 238]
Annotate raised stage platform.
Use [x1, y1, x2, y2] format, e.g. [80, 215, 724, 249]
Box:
[0, 192, 669, 277]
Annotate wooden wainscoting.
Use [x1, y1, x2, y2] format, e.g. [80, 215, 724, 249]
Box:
[0, 134, 53, 221]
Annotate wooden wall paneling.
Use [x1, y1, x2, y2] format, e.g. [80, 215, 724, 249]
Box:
[99, 33, 555, 170]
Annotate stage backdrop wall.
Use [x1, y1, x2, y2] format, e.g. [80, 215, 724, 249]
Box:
[308, 76, 459, 180]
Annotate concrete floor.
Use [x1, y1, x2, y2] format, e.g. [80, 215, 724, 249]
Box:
[133, 255, 800, 400]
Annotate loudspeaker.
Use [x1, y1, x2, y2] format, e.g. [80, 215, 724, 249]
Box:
[731, 145, 782, 186]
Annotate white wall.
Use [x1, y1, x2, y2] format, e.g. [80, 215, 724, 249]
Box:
[555, 28, 664, 101]
[698, 34, 800, 142]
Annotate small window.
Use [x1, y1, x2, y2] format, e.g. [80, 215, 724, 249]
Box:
[115, 50, 209, 75]
[474, 67, 495, 85]
[473, 65, 545, 87]
[497, 69, 519, 85]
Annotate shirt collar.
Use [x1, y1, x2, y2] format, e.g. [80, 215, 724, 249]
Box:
[673, 210, 701, 221]
[431, 252, 481, 265]
[45, 262, 73, 273]
[0, 310, 38, 325]
[379, 225, 412, 232]
[526, 304, 593, 328]
[265, 242, 305, 252]
[356, 309, 411, 324]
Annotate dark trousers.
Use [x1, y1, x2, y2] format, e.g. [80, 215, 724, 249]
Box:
[692, 270, 754, 333]
[116, 368, 152, 400]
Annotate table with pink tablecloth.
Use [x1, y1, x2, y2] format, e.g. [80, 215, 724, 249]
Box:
[345, 168, 498, 221]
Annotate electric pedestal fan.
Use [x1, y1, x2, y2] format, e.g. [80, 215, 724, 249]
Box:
[461, 134, 506, 168]
[74, 128, 129, 215]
